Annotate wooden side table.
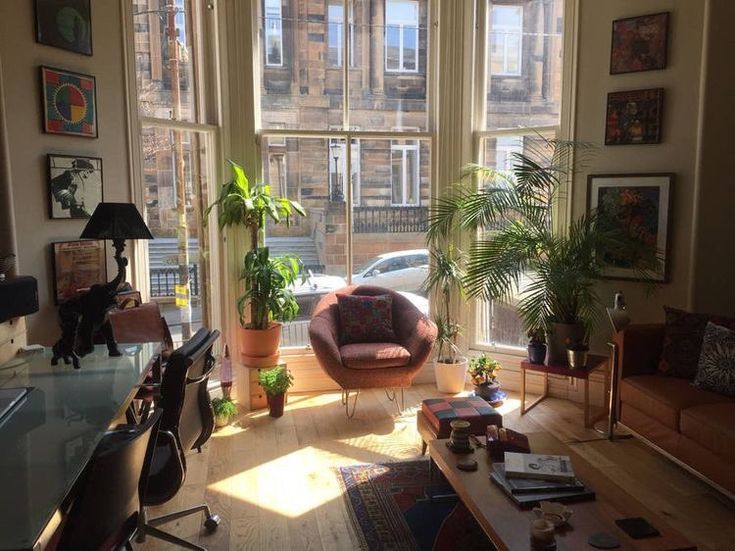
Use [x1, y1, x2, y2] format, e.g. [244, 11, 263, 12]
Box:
[520, 355, 609, 428]
[247, 362, 286, 410]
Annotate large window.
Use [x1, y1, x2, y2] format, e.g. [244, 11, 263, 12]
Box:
[474, 0, 566, 351]
[131, 0, 217, 343]
[264, 0, 283, 66]
[259, 0, 431, 347]
[385, 0, 419, 72]
[490, 5, 523, 76]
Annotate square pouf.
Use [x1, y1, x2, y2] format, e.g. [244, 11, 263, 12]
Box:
[418, 396, 503, 454]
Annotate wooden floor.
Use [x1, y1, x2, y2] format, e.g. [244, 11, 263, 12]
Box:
[137, 385, 735, 551]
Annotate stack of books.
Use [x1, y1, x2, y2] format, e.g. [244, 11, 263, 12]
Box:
[490, 452, 595, 509]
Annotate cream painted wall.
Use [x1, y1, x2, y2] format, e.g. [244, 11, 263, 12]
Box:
[572, 0, 707, 350]
[0, 1, 132, 344]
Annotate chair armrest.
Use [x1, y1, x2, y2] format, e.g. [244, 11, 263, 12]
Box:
[309, 309, 344, 380]
[614, 324, 665, 379]
[393, 297, 437, 364]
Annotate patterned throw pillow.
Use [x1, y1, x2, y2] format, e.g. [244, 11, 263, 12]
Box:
[337, 294, 396, 345]
[693, 323, 735, 397]
[657, 306, 735, 379]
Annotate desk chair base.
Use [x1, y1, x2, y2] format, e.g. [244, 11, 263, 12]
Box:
[136, 504, 220, 550]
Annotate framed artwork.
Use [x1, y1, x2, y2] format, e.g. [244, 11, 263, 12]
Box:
[52, 239, 107, 303]
[40, 66, 98, 138]
[610, 12, 669, 74]
[605, 88, 663, 146]
[47, 154, 103, 219]
[588, 173, 673, 282]
[35, 0, 92, 56]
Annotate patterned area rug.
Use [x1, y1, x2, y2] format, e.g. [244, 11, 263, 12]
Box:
[338, 460, 495, 551]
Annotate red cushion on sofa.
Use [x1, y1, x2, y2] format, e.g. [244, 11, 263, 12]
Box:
[337, 293, 396, 344]
[340, 342, 411, 369]
[421, 396, 502, 439]
[657, 306, 735, 379]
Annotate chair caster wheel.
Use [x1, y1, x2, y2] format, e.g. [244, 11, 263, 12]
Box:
[204, 514, 221, 532]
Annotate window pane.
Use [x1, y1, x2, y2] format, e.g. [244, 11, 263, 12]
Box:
[142, 126, 211, 344]
[262, 137, 348, 347]
[133, 0, 197, 122]
[487, 0, 564, 129]
[403, 27, 418, 70]
[386, 26, 401, 70]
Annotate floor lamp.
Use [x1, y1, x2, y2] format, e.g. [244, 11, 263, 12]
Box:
[606, 292, 631, 441]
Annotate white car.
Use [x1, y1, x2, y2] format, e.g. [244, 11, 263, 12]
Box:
[351, 249, 429, 293]
[291, 272, 347, 319]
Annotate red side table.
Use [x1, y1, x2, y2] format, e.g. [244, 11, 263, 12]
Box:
[520, 355, 609, 428]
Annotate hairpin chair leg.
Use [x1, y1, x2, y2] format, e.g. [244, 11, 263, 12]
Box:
[341, 389, 360, 418]
[384, 388, 405, 414]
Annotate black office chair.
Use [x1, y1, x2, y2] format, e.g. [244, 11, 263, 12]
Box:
[136, 327, 221, 551]
[54, 410, 162, 551]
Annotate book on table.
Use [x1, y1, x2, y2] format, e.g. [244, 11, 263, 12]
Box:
[490, 464, 595, 509]
[504, 452, 576, 482]
[493, 464, 585, 494]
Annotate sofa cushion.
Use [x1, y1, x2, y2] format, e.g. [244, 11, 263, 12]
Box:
[619, 375, 730, 430]
[340, 342, 411, 369]
[693, 322, 735, 397]
[680, 402, 735, 462]
[337, 293, 396, 345]
[658, 306, 735, 379]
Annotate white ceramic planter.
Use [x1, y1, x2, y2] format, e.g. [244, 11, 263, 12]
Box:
[434, 357, 468, 393]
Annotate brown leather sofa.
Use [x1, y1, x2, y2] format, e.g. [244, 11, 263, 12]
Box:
[616, 324, 735, 495]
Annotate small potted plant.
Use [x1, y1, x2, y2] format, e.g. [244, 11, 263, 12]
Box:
[258, 365, 294, 418]
[527, 328, 547, 365]
[211, 397, 237, 428]
[565, 337, 589, 369]
[468, 354, 502, 402]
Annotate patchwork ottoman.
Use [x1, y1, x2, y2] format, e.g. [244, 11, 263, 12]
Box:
[417, 396, 503, 455]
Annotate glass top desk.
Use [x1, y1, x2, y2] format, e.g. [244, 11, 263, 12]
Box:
[0, 343, 160, 551]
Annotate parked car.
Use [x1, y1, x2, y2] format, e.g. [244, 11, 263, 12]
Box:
[291, 272, 347, 320]
[351, 249, 429, 293]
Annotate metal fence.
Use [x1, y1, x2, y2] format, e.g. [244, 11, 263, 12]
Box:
[352, 206, 428, 234]
[150, 265, 200, 298]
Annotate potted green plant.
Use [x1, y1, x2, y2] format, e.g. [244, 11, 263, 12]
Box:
[205, 161, 306, 362]
[565, 337, 589, 369]
[423, 246, 467, 393]
[211, 397, 237, 428]
[428, 138, 658, 364]
[258, 365, 294, 418]
[468, 353, 502, 401]
[527, 328, 547, 365]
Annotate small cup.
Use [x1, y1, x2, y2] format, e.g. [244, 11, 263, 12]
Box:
[530, 518, 555, 544]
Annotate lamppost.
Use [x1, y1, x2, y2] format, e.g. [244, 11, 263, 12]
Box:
[330, 142, 343, 202]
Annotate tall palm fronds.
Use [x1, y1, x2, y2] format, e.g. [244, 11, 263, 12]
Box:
[428, 137, 655, 337]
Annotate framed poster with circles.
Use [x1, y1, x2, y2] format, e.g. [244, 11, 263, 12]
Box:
[41, 66, 98, 138]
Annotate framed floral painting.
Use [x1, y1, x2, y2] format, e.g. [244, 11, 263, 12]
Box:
[588, 174, 673, 282]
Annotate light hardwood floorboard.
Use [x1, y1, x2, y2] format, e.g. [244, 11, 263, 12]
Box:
[136, 385, 735, 551]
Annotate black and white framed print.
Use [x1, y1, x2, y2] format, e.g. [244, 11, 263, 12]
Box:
[35, 0, 92, 56]
[48, 154, 103, 219]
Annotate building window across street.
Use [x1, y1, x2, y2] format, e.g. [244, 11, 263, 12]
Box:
[264, 0, 283, 67]
[391, 140, 420, 206]
[490, 5, 523, 76]
[385, 0, 419, 73]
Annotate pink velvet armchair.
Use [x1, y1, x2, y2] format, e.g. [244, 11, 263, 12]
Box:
[309, 285, 437, 417]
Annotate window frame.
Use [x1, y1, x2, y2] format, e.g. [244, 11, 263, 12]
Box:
[384, 0, 420, 73]
[489, 4, 523, 77]
[390, 140, 421, 206]
[328, 137, 361, 206]
[264, 0, 284, 67]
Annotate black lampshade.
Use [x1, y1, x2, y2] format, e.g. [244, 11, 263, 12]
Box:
[80, 203, 153, 241]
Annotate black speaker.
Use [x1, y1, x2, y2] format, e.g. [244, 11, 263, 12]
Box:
[0, 276, 39, 323]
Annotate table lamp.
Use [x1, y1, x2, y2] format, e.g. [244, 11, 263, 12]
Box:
[606, 291, 631, 441]
[51, 203, 153, 369]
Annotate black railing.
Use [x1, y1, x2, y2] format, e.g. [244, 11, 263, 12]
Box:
[150, 265, 200, 298]
[352, 206, 428, 234]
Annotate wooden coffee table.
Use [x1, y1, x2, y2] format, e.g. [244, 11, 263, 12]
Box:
[428, 432, 696, 550]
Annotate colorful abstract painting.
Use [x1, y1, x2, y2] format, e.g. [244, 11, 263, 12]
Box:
[605, 89, 663, 145]
[588, 174, 673, 282]
[610, 12, 669, 74]
[41, 66, 97, 138]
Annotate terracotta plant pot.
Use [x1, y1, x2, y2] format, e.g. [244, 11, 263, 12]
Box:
[435, 356, 468, 393]
[267, 392, 287, 418]
[547, 322, 585, 365]
[238, 322, 282, 365]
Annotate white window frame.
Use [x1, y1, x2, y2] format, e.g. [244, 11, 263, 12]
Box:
[495, 135, 523, 172]
[264, 0, 284, 67]
[327, 2, 356, 68]
[390, 141, 420, 206]
[328, 137, 361, 205]
[490, 4, 523, 77]
[385, 0, 420, 73]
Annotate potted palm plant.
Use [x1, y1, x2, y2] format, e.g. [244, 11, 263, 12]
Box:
[423, 245, 467, 393]
[206, 161, 306, 363]
[258, 365, 294, 418]
[428, 138, 657, 364]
